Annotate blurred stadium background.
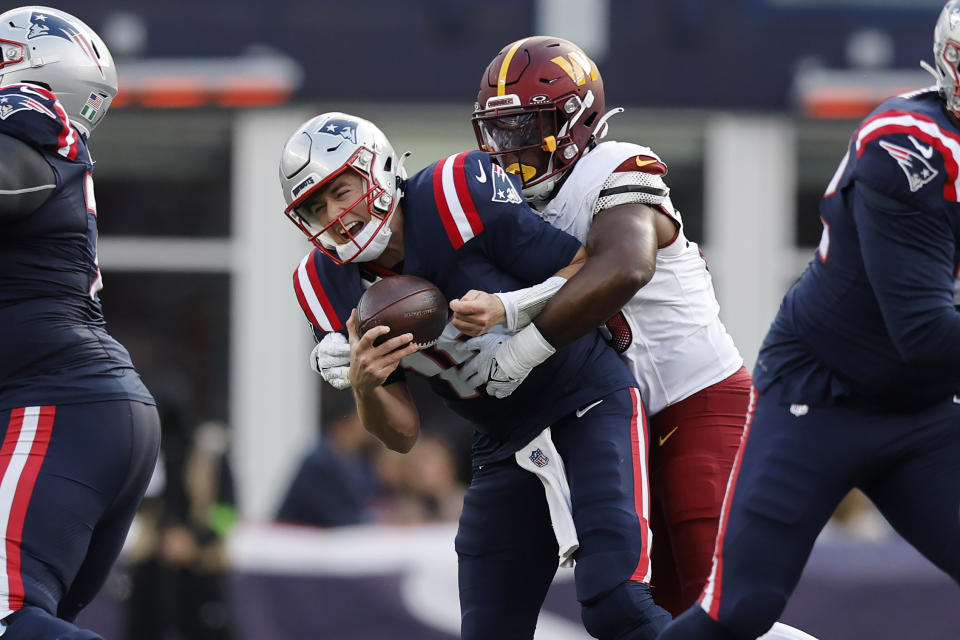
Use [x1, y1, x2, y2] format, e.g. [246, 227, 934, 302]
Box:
[46, 0, 958, 637]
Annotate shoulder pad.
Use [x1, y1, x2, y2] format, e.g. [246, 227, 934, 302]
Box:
[0, 85, 81, 161]
[854, 109, 960, 202]
[613, 153, 667, 176]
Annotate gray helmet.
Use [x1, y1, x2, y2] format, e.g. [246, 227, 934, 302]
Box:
[279, 112, 406, 264]
[932, 0, 960, 117]
[0, 6, 117, 138]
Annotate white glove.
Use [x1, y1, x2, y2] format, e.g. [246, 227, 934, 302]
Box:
[457, 333, 507, 390]
[458, 324, 556, 398]
[310, 332, 352, 390]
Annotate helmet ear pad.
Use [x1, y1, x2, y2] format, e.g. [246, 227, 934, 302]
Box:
[0, 7, 118, 137]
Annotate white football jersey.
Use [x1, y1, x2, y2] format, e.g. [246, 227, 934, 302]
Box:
[538, 141, 743, 415]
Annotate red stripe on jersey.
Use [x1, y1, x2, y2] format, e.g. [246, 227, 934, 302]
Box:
[701, 387, 757, 619]
[296, 256, 343, 332]
[628, 388, 652, 582]
[857, 111, 960, 201]
[292, 267, 322, 329]
[452, 153, 484, 236]
[0, 409, 24, 614]
[432, 157, 466, 249]
[3, 406, 55, 610]
[50, 99, 78, 161]
[614, 154, 667, 176]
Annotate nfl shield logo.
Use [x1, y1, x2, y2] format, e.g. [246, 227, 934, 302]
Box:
[529, 448, 549, 468]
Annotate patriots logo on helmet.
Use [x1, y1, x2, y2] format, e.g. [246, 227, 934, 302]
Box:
[26, 11, 104, 79]
[528, 448, 549, 468]
[318, 119, 357, 144]
[0, 90, 57, 122]
[878, 139, 939, 192]
[490, 163, 523, 204]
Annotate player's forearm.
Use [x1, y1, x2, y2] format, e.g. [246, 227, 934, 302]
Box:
[353, 382, 420, 453]
[535, 205, 657, 347]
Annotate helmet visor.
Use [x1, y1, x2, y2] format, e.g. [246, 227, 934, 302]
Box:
[475, 112, 540, 154]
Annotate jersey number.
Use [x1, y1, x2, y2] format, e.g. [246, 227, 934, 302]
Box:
[401, 334, 481, 400]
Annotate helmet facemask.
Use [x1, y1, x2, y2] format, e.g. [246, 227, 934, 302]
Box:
[285, 146, 397, 265]
[473, 92, 596, 203]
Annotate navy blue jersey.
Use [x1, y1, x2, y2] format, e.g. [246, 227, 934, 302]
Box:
[294, 150, 635, 465]
[0, 84, 152, 410]
[755, 88, 960, 408]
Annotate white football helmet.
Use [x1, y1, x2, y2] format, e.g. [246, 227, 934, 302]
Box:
[0, 6, 118, 137]
[280, 112, 407, 264]
[930, 0, 960, 117]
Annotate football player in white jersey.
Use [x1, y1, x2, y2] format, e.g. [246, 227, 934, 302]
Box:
[457, 34, 747, 617]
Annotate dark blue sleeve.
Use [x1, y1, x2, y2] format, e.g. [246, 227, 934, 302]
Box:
[852, 180, 960, 369]
[464, 153, 581, 282]
[0, 85, 75, 155]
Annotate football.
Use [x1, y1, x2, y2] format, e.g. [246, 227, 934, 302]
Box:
[357, 275, 448, 348]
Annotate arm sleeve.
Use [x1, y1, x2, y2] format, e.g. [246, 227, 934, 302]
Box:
[0, 132, 55, 220]
[853, 180, 960, 368]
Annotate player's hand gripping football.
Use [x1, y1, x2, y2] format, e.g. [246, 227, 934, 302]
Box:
[310, 331, 352, 389]
[346, 309, 420, 392]
[449, 290, 506, 337]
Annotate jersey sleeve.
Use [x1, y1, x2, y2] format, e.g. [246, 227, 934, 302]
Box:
[851, 180, 960, 369]
[427, 150, 581, 282]
[852, 110, 959, 210]
[0, 85, 81, 161]
[292, 249, 363, 336]
[597, 149, 674, 221]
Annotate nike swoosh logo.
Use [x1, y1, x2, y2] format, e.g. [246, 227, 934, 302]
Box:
[636, 157, 657, 168]
[575, 399, 603, 418]
[475, 160, 487, 183]
[953, 395, 960, 405]
[658, 426, 679, 447]
[908, 136, 934, 159]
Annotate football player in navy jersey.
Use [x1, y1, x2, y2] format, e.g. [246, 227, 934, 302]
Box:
[279, 112, 671, 639]
[0, 7, 159, 640]
[660, 2, 960, 639]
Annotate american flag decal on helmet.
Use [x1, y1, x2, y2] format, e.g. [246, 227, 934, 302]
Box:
[79, 92, 103, 122]
[528, 448, 549, 468]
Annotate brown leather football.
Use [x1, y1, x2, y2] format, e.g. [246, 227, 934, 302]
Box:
[357, 275, 448, 348]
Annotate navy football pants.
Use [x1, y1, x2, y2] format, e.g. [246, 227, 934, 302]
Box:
[456, 387, 669, 639]
[660, 388, 960, 640]
[0, 401, 160, 634]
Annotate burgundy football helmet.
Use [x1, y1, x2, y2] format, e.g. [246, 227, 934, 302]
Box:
[472, 36, 614, 203]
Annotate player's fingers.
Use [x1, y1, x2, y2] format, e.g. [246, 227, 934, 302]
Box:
[451, 317, 481, 336]
[376, 332, 415, 355]
[359, 324, 391, 348]
[346, 309, 359, 344]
